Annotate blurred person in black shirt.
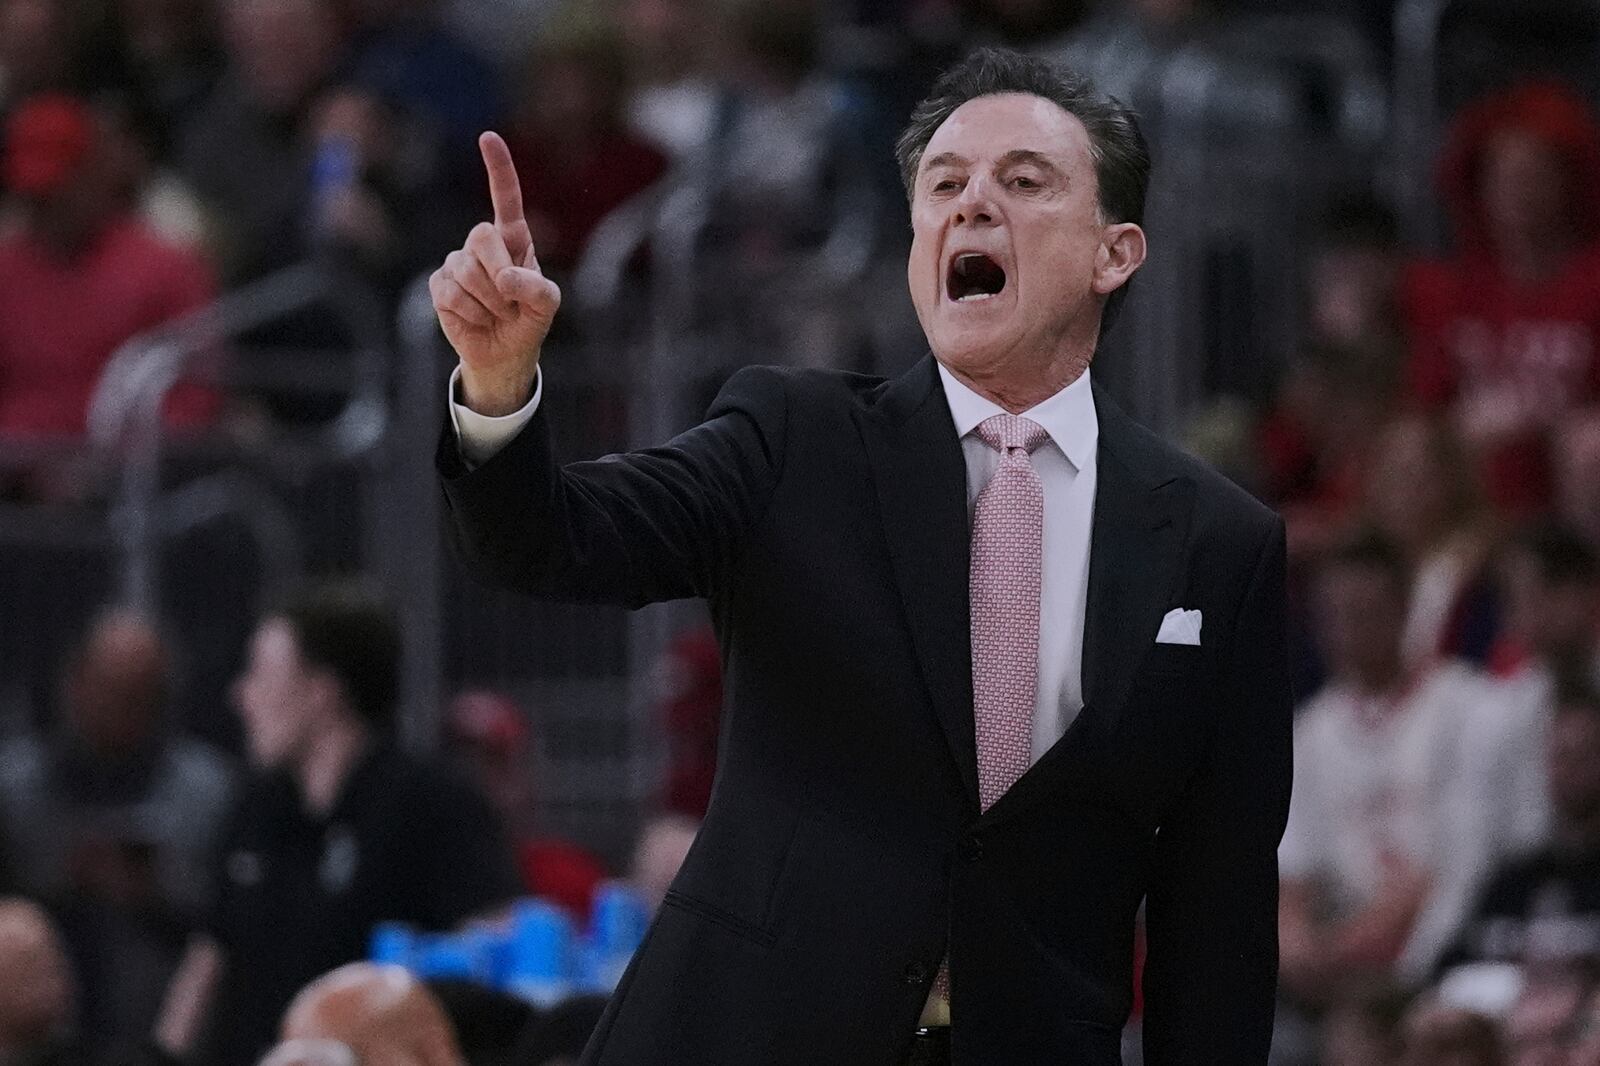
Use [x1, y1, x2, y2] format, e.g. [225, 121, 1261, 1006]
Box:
[0, 609, 234, 1064]
[151, 584, 520, 1066]
[1440, 681, 1600, 973]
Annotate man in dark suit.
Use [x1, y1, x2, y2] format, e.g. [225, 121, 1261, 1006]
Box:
[430, 48, 1292, 1066]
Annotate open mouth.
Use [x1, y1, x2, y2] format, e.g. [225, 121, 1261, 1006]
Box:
[946, 253, 1007, 302]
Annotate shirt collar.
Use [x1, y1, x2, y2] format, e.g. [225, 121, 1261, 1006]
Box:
[936, 361, 1099, 472]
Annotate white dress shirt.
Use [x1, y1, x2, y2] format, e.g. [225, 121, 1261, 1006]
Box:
[449, 362, 1100, 764]
[936, 363, 1098, 764]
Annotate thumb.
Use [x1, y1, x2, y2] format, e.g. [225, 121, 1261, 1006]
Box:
[496, 266, 559, 308]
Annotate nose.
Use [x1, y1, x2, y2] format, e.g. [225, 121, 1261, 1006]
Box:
[953, 173, 997, 227]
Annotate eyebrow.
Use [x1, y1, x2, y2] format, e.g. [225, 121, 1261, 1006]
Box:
[997, 149, 1065, 175]
[920, 149, 1067, 177]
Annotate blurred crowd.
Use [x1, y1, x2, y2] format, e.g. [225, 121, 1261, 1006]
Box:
[3, 0, 1600, 1064]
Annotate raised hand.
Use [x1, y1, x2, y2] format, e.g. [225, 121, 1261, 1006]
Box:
[430, 131, 561, 415]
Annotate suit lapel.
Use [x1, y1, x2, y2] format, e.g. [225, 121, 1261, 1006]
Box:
[855, 356, 980, 812]
[979, 381, 1193, 829]
[1079, 397, 1193, 735]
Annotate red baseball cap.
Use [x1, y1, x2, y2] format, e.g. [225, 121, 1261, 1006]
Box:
[4, 94, 95, 197]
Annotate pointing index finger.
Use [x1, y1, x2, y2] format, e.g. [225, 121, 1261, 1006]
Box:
[479, 131, 525, 231]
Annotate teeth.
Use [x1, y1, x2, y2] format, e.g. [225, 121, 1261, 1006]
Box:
[956, 291, 997, 302]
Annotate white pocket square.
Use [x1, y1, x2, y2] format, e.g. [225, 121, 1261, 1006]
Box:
[1156, 608, 1202, 646]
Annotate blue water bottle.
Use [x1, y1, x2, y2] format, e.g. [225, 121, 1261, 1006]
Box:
[587, 882, 651, 992]
[506, 899, 574, 1007]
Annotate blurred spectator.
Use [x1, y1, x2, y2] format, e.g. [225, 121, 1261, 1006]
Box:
[502, 17, 668, 278]
[0, 0, 123, 112]
[510, 993, 607, 1066]
[109, 0, 224, 156]
[444, 690, 606, 921]
[175, 0, 344, 283]
[616, 0, 718, 160]
[654, 627, 721, 818]
[1396, 1000, 1502, 1066]
[1440, 682, 1600, 973]
[0, 899, 80, 1066]
[1412, 526, 1600, 989]
[1501, 962, 1590, 1066]
[1363, 415, 1500, 669]
[1306, 194, 1407, 356]
[1279, 533, 1498, 1001]
[178, 0, 465, 302]
[627, 812, 698, 915]
[153, 584, 520, 1066]
[1494, 524, 1600, 685]
[342, 0, 503, 155]
[692, 0, 884, 368]
[0, 608, 234, 1063]
[1319, 981, 1409, 1066]
[1554, 409, 1600, 548]
[1260, 194, 1405, 561]
[1403, 81, 1600, 517]
[0, 93, 219, 496]
[277, 962, 466, 1066]
[1569, 980, 1600, 1066]
[96, 93, 208, 249]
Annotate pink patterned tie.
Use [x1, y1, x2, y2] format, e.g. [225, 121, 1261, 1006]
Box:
[970, 413, 1050, 811]
[932, 413, 1049, 1009]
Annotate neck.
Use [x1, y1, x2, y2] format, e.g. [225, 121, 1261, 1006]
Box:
[296, 715, 370, 816]
[944, 343, 1093, 414]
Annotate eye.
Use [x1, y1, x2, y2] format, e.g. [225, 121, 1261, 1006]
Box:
[1012, 175, 1040, 190]
[932, 178, 960, 193]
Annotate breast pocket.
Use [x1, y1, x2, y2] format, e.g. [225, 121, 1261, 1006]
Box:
[1139, 640, 1205, 683]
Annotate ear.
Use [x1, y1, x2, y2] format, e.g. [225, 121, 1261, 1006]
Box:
[1092, 222, 1147, 297]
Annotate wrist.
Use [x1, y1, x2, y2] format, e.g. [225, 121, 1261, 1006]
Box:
[459, 361, 539, 417]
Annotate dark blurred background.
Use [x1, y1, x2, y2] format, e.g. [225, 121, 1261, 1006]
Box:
[2, 0, 1600, 1063]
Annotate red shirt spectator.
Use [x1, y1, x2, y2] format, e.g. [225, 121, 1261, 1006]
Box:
[1402, 82, 1600, 516]
[0, 95, 218, 440]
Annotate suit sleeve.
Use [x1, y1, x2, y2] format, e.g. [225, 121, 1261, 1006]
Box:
[1142, 515, 1292, 1065]
[437, 365, 787, 607]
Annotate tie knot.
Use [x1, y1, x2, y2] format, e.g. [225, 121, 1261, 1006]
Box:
[975, 414, 1049, 455]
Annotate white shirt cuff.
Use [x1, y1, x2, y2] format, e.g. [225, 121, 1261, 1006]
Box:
[448, 365, 541, 469]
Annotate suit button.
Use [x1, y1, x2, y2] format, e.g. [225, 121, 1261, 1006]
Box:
[961, 835, 983, 863]
[903, 961, 930, 986]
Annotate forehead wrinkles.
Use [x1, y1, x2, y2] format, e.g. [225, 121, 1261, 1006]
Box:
[924, 95, 1087, 165]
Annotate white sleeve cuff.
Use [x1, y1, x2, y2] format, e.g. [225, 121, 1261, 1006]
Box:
[448, 365, 542, 469]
